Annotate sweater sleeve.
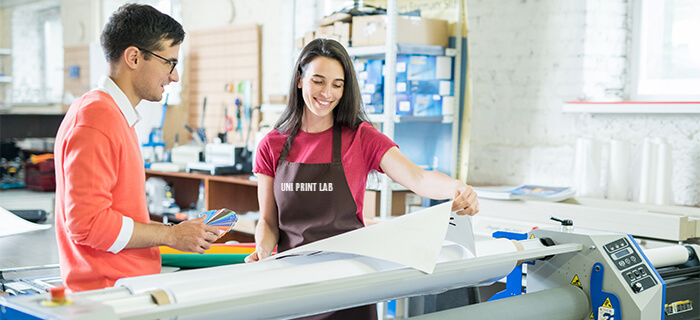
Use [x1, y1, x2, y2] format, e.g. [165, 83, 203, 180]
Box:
[62, 126, 129, 252]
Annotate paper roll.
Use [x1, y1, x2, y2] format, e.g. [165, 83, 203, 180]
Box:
[606, 140, 631, 201]
[644, 245, 689, 268]
[638, 137, 657, 204]
[573, 137, 602, 197]
[638, 137, 674, 205]
[654, 141, 673, 205]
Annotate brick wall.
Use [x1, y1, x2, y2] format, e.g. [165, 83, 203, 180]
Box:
[466, 0, 700, 206]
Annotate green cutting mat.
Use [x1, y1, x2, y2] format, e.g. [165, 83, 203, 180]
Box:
[161, 254, 248, 269]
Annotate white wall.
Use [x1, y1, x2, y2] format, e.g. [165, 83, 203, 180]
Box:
[466, 0, 700, 206]
[181, 0, 315, 102]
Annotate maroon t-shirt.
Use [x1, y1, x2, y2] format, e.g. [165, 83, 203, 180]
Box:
[254, 122, 398, 222]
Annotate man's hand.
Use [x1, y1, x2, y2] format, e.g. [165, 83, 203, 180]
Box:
[167, 216, 221, 254]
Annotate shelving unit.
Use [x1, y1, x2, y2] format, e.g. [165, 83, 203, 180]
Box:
[350, 0, 465, 220]
[144, 170, 259, 242]
[0, 48, 12, 110]
[145, 169, 258, 214]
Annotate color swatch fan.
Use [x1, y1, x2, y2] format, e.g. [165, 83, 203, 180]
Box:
[199, 208, 238, 238]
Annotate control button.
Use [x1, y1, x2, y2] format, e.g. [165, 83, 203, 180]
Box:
[50, 287, 66, 303]
[634, 270, 640, 278]
[625, 258, 631, 264]
[618, 261, 625, 267]
[632, 282, 643, 293]
[638, 267, 647, 276]
[626, 272, 634, 280]
[630, 256, 637, 263]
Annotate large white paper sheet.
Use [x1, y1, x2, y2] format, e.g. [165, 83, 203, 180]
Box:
[275, 201, 475, 274]
[0, 207, 51, 237]
[446, 211, 476, 258]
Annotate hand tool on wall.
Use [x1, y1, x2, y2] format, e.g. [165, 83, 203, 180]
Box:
[196, 97, 207, 143]
[234, 98, 243, 134]
[222, 106, 233, 143]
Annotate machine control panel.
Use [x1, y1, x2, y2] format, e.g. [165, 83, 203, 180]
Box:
[603, 237, 657, 294]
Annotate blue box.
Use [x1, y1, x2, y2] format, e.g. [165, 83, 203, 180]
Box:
[407, 80, 453, 96]
[365, 59, 384, 85]
[407, 55, 436, 80]
[396, 54, 409, 82]
[412, 94, 442, 116]
[396, 94, 413, 115]
[396, 81, 408, 93]
[362, 88, 384, 114]
[409, 80, 439, 95]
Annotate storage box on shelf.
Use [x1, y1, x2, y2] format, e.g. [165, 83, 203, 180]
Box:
[356, 50, 455, 118]
[351, 15, 448, 47]
[25, 159, 56, 192]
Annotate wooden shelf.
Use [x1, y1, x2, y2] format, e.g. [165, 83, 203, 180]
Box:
[145, 169, 258, 243]
[145, 169, 258, 217]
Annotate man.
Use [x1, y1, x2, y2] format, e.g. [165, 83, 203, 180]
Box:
[54, 4, 220, 292]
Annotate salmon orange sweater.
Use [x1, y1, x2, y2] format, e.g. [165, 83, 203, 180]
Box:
[54, 89, 160, 292]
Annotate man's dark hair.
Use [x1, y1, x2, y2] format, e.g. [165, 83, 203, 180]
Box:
[100, 3, 185, 63]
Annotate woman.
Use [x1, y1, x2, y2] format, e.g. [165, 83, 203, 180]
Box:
[246, 38, 479, 319]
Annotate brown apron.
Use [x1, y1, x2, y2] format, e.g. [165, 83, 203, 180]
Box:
[274, 124, 377, 320]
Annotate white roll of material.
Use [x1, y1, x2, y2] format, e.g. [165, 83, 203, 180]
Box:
[606, 139, 631, 201]
[117, 239, 525, 306]
[654, 141, 674, 205]
[573, 137, 602, 197]
[638, 137, 657, 204]
[644, 245, 689, 268]
[638, 137, 674, 205]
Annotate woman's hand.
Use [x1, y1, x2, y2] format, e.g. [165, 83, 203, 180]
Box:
[451, 182, 479, 216]
[245, 247, 272, 263]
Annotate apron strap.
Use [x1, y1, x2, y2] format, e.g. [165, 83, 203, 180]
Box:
[278, 125, 342, 167]
[278, 127, 298, 167]
[332, 124, 341, 165]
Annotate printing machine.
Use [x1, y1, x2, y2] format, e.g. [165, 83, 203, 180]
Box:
[1, 221, 698, 319]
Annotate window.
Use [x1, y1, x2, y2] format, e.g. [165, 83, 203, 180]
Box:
[11, 0, 63, 104]
[630, 0, 700, 101]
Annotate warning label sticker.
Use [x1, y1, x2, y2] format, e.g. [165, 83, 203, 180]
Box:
[603, 298, 613, 308]
[571, 275, 581, 286]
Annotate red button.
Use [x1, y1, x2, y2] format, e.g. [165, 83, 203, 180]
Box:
[50, 286, 66, 303]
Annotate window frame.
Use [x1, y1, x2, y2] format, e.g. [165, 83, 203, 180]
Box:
[629, 0, 700, 102]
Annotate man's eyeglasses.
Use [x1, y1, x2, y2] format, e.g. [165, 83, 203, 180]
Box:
[138, 48, 177, 74]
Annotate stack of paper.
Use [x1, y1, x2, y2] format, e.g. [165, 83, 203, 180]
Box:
[474, 185, 575, 202]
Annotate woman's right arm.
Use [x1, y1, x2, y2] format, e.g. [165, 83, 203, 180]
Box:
[245, 174, 279, 262]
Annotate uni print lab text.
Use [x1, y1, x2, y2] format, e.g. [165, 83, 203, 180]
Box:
[280, 183, 334, 192]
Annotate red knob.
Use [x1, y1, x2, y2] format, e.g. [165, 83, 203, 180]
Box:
[50, 286, 66, 303]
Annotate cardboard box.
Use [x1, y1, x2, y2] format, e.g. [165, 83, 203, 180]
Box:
[304, 31, 315, 47]
[363, 190, 418, 219]
[268, 94, 287, 104]
[352, 15, 448, 47]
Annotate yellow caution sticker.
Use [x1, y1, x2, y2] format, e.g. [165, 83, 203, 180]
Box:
[603, 297, 613, 308]
[571, 275, 582, 286]
[529, 234, 535, 239]
[589, 311, 594, 318]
